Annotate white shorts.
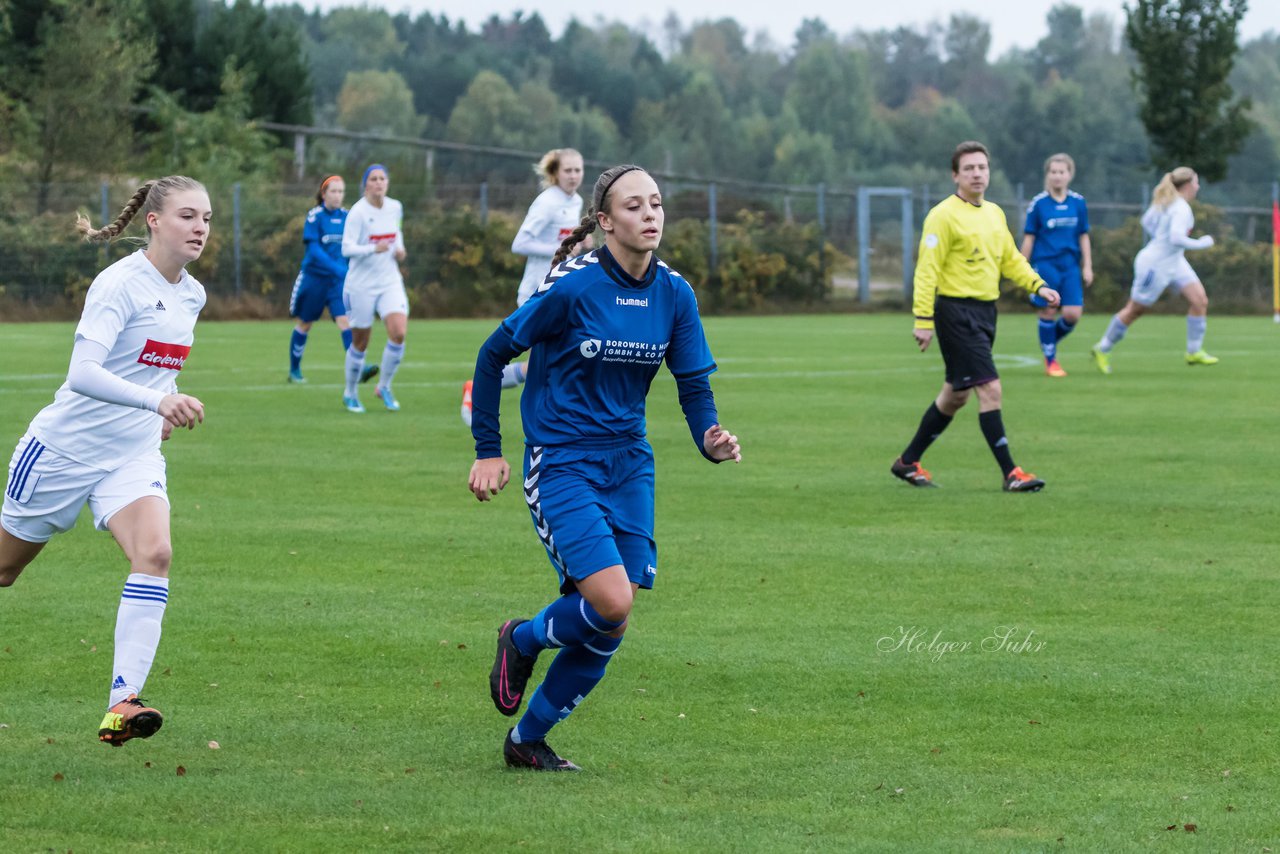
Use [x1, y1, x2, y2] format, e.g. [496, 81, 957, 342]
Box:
[343, 281, 409, 329]
[2, 433, 168, 543]
[1130, 257, 1198, 306]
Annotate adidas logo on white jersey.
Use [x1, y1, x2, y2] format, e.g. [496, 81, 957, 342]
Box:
[155, 300, 166, 311]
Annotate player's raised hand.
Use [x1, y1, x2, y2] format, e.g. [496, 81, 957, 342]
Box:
[469, 457, 510, 501]
[703, 424, 741, 463]
[158, 393, 204, 430]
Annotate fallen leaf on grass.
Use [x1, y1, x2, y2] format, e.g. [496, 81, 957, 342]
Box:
[1225, 805, 1235, 812]
[1222, 769, 1230, 777]
[1029, 720, 1041, 726]
[53, 773, 64, 782]
[145, 762, 152, 768]
[208, 741, 220, 750]
[176, 766, 186, 777]
[405, 768, 415, 774]
[1183, 824, 1197, 832]
[456, 643, 467, 650]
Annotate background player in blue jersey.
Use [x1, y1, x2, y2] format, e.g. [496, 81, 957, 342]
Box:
[468, 164, 742, 771]
[286, 176, 375, 385]
[1020, 153, 1092, 377]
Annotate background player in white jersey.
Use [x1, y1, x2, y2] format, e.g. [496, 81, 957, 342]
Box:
[1091, 167, 1218, 373]
[341, 163, 409, 413]
[1, 176, 210, 747]
[461, 148, 591, 426]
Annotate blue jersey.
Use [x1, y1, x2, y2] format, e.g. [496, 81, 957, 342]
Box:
[301, 204, 348, 279]
[1023, 191, 1089, 265]
[472, 246, 719, 458]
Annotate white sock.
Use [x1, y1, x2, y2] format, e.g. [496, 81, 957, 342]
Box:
[1096, 315, 1128, 354]
[110, 573, 169, 707]
[344, 347, 365, 398]
[1186, 315, 1206, 353]
[379, 341, 404, 390]
[501, 363, 526, 389]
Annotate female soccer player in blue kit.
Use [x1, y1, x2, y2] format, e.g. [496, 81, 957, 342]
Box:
[468, 164, 742, 771]
[286, 176, 376, 385]
[1020, 153, 1091, 377]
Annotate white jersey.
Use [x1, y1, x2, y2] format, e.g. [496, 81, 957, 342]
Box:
[512, 186, 584, 306]
[1136, 197, 1213, 269]
[28, 250, 205, 470]
[343, 196, 405, 294]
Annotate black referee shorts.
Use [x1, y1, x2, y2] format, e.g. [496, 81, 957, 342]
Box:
[935, 296, 998, 390]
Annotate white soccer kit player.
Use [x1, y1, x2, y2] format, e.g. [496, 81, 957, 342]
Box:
[512, 186, 584, 307]
[4, 250, 205, 541]
[342, 196, 408, 328]
[1131, 197, 1213, 306]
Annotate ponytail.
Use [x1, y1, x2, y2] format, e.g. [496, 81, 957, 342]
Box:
[1152, 166, 1196, 210]
[76, 175, 206, 244]
[551, 214, 597, 267]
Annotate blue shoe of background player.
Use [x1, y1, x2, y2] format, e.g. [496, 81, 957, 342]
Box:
[343, 395, 365, 414]
[375, 386, 400, 412]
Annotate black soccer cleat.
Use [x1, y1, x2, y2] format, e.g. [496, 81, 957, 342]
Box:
[891, 457, 936, 487]
[1003, 467, 1045, 492]
[503, 728, 581, 772]
[359, 364, 379, 384]
[490, 619, 537, 717]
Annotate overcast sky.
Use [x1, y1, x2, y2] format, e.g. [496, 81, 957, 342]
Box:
[281, 0, 1278, 55]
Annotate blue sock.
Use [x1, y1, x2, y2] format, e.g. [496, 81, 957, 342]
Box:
[1037, 319, 1057, 361]
[1055, 318, 1076, 343]
[289, 329, 307, 372]
[512, 592, 624, 657]
[340, 328, 353, 352]
[514, 634, 623, 743]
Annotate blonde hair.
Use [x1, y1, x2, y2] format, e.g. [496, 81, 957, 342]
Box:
[76, 176, 207, 243]
[1151, 167, 1197, 210]
[551, 164, 645, 266]
[1043, 153, 1075, 191]
[536, 148, 582, 189]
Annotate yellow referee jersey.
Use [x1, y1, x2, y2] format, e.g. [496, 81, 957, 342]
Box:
[912, 194, 1045, 330]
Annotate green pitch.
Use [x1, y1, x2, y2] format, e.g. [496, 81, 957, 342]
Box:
[1, 314, 1277, 851]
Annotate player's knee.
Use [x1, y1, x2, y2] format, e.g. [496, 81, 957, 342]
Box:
[593, 590, 633, 626]
[133, 541, 172, 575]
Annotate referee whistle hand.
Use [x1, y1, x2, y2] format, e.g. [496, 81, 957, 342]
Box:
[469, 457, 510, 501]
[703, 425, 742, 463]
[158, 393, 205, 430]
[913, 328, 933, 352]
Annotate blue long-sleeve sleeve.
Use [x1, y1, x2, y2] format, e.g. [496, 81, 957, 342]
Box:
[675, 373, 721, 462]
[304, 237, 347, 279]
[471, 324, 525, 459]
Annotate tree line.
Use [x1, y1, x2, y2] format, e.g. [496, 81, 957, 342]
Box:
[1, 0, 1275, 208]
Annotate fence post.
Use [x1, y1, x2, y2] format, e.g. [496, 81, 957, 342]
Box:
[479, 181, 488, 226]
[233, 183, 242, 298]
[1015, 181, 1025, 215]
[857, 187, 870, 304]
[293, 134, 306, 182]
[817, 183, 826, 288]
[100, 181, 109, 262]
[708, 182, 718, 275]
[425, 148, 435, 193]
[901, 191, 914, 300]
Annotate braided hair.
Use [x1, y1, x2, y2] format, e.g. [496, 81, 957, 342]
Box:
[76, 176, 207, 243]
[550, 164, 645, 267]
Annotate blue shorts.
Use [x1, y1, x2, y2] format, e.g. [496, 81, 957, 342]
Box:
[522, 442, 657, 595]
[1030, 258, 1083, 308]
[289, 272, 345, 323]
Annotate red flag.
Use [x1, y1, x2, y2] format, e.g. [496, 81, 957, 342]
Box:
[1273, 200, 1280, 244]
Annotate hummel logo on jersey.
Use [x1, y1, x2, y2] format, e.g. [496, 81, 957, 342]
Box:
[155, 300, 166, 311]
[616, 296, 648, 308]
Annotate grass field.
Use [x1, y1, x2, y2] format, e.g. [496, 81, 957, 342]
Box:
[1, 313, 1278, 852]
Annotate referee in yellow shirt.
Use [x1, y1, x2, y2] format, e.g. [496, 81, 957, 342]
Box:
[891, 141, 1061, 492]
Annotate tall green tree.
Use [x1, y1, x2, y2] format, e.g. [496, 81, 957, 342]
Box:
[8, 0, 155, 212]
[1124, 0, 1253, 180]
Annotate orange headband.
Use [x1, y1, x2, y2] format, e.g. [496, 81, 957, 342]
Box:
[319, 175, 342, 193]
